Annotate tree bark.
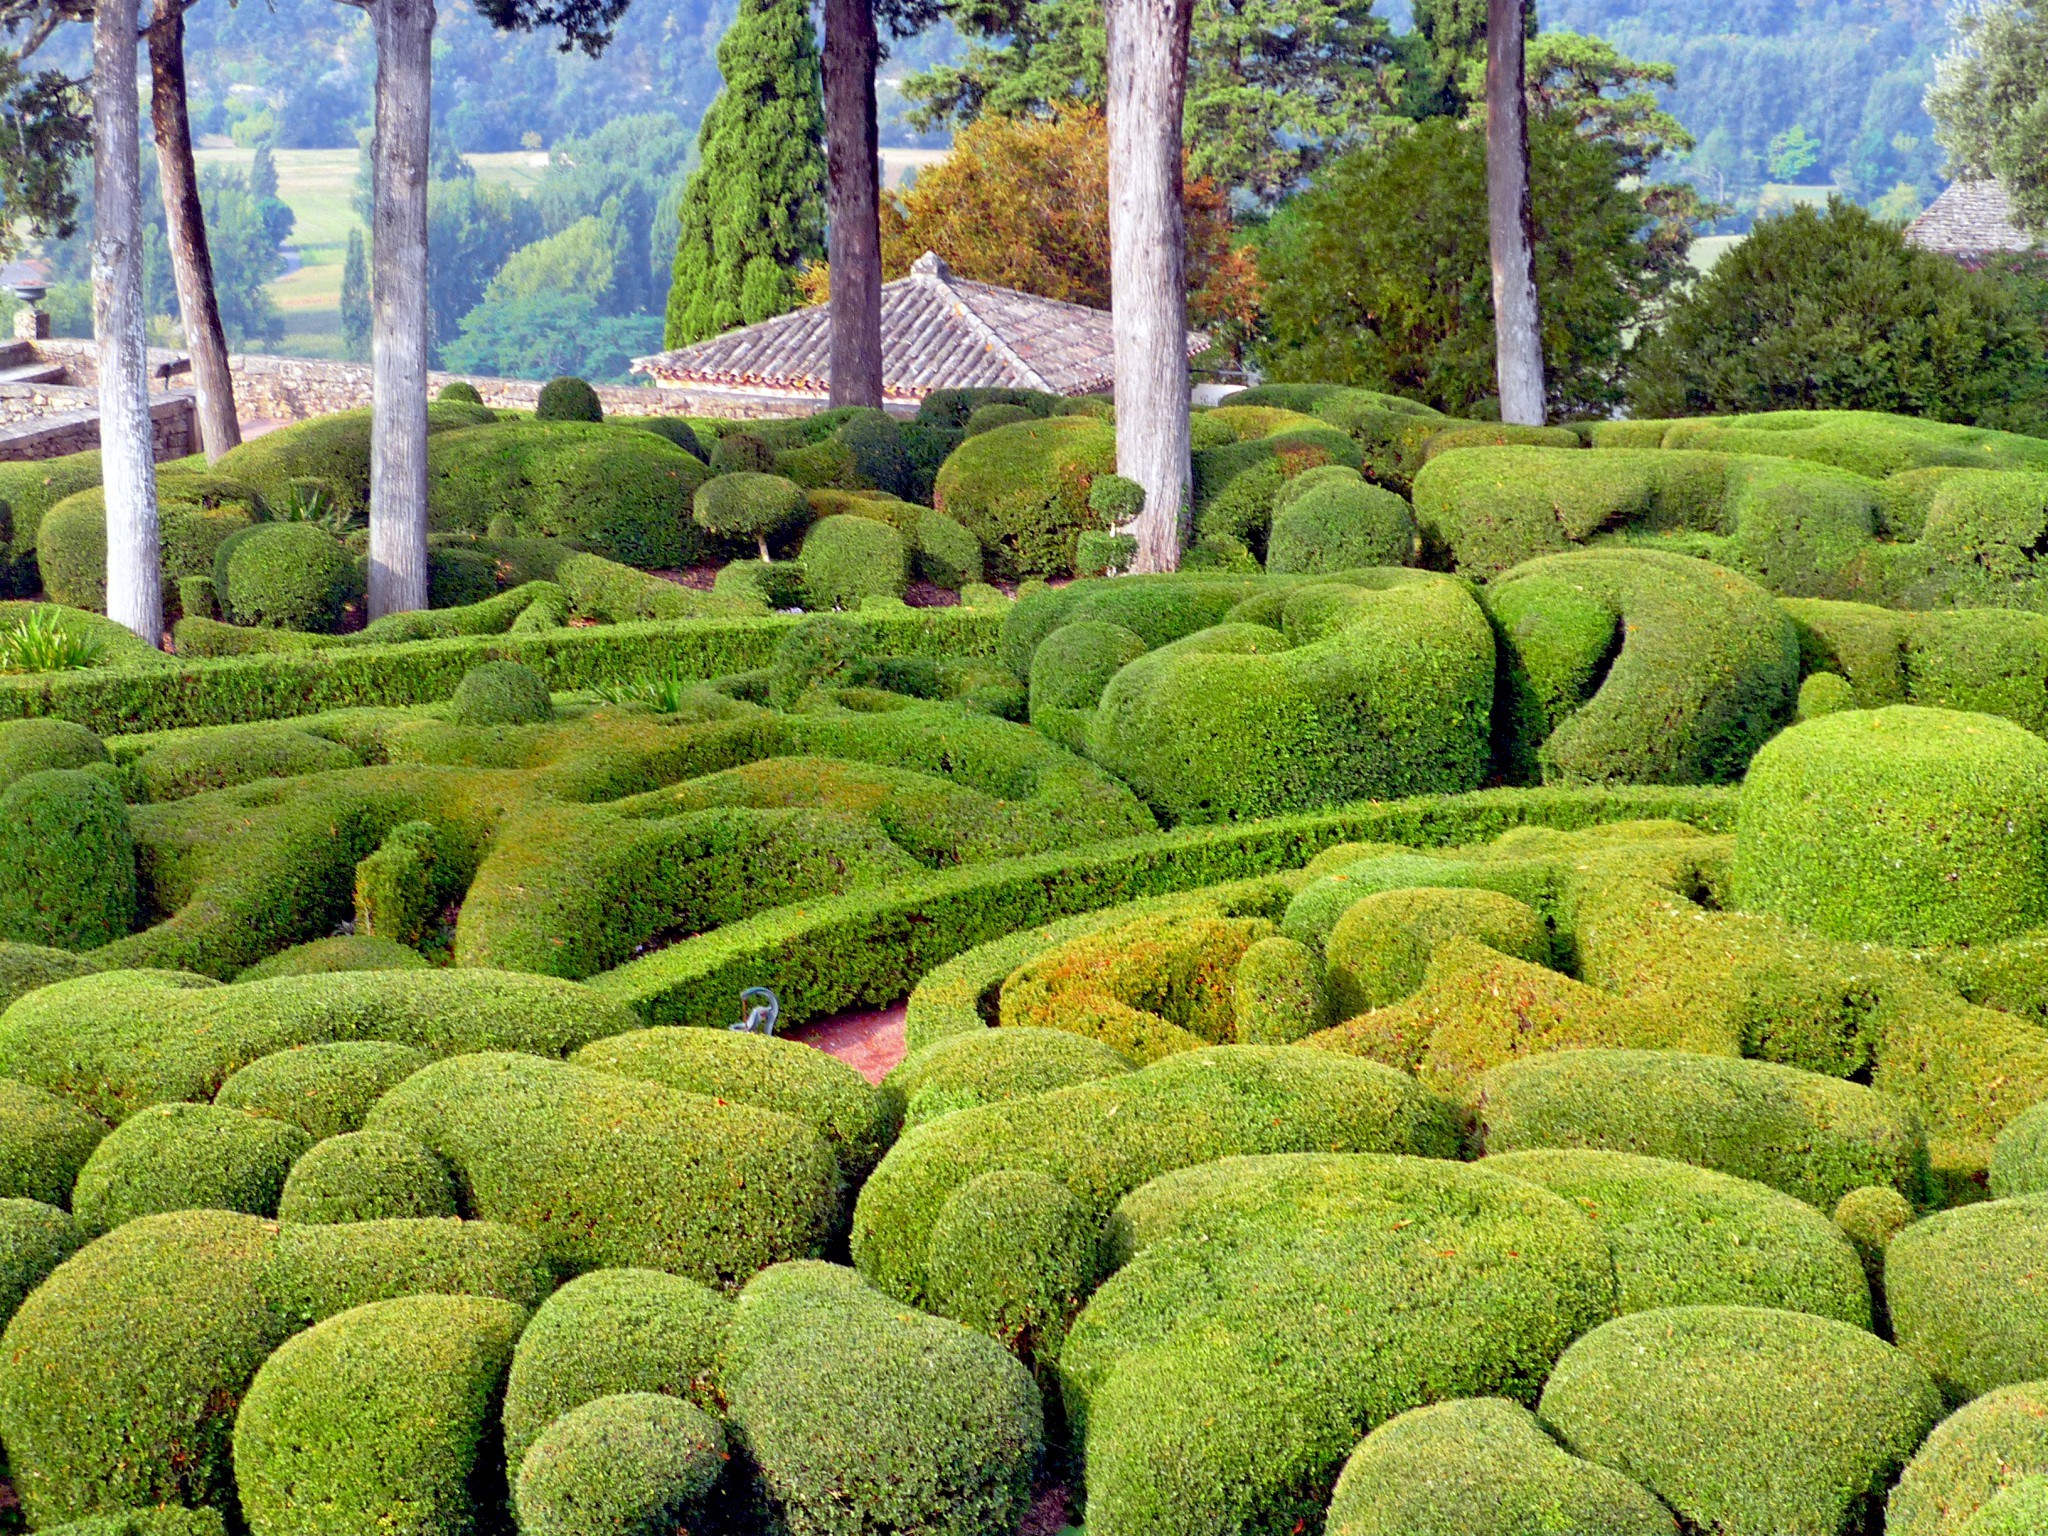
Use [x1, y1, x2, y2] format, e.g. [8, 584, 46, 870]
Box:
[148, 0, 241, 463]
[1485, 0, 1545, 426]
[93, 0, 163, 646]
[822, 0, 883, 408]
[1105, 0, 1194, 573]
[364, 0, 434, 617]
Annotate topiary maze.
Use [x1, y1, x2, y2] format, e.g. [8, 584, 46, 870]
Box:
[5, 388, 2048, 1536]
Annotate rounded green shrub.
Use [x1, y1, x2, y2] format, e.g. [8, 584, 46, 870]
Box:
[1063, 1153, 1615, 1536]
[0, 1197, 80, 1331]
[966, 402, 1035, 436]
[1539, 1305, 1942, 1536]
[1325, 1396, 1677, 1536]
[800, 512, 910, 610]
[0, 717, 107, 793]
[364, 1052, 840, 1284]
[275, 1129, 459, 1223]
[573, 1025, 896, 1180]
[1991, 1099, 2048, 1197]
[0, 941, 100, 1012]
[1960, 1477, 2048, 1535]
[217, 1040, 432, 1139]
[446, 658, 554, 726]
[1027, 619, 1150, 718]
[1734, 707, 2048, 946]
[1231, 934, 1331, 1044]
[1473, 1048, 1931, 1210]
[724, 1261, 1043, 1536]
[1888, 1194, 2048, 1403]
[427, 543, 500, 609]
[1325, 885, 1549, 1018]
[0, 1076, 106, 1207]
[515, 1392, 727, 1536]
[125, 722, 354, 802]
[913, 506, 984, 588]
[1888, 1382, 2048, 1536]
[709, 429, 776, 475]
[33, 496, 113, 610]
[34, 1514, 228, 1536]
[0, 1209, 550, 1524]
[536, 375, 604, 423]
[692, 470, 809, 562]
[887, 1027, 1134, 1129]
[1836, 1183, 1915, 1321]
[1487, 1148, 1872, 1325]
[767, 611, 874, 707]
[234, 1292, 529, 1536]
[216, 403, 494, 516]
[1265, 476, 1417, 574]
[933, 414, 1118, 578]
[633, 415, 704, 459]
[503, 1266, 732, 1468]
[222, 522, 355, 631]
[233, 935, 429, 983]
[436, 380, 486, 405]
[1797, 670, 1857, 721]
[70, 1101, 313, 1236]
[0, 769, 135, 950]
[924, 1167, 1100, 1359]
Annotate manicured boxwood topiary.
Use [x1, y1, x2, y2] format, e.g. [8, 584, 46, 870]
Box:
[1063, 1153, 1615, 1536]
[709, 429, 776, 475]
[221, 522, 356, 632]
[233, 935, 428, 983]
[1733, 707, 2048, 947]
[693, 471, 810, 562]
[445, 658, 554, 726]
[1991, 1100, 2048, 1197]
[364, 1052, 841, 1284]
[933, 414, 1118, 578]
[1540, 1304, 1941, 1536]
[1265, 474, 1417, 575]
[633, 415, 704, 459]
[1887, 1194, 2048, 1403]
[34, 1514, 227, 1536]
[217, 1041, 432, 1139]
[0, 768, 135, 950]
[0, 717, 107, 792]
[800, 512, 911, 610]
[124, 722, 355, 802]
[1888, 1382, 2048, 1536]
[1485, 1148, 1872, 1325]
[0, 1198, 80, 1332]
[1325, 1396, 1677, 1536]
[1835, 1183, 1914, 1306]
[723, 1261, 1043, 1536]
[70, 1101, 313, 1235]
[0, 1210, 551, 1525]
[1324, 885, 1549, 1018]
[0, 1076, 106, 1207]
[1472, 1048, 1931, 1210]
[436, 380, 485, 405]
[573, 1026, 897, 1181]
[503, 1266, 732, 1468]
[1798, 669, 1857, 720]
[886, 1027, 1133, 1129]
[536, 375, 604, 422]
[0, 938, 98, 1012]
[234, 1293, 529, 1536]
[515, 1392, 727, 1536]
[1231, 933, 1331, 1044]
[214, 402, 494, 517]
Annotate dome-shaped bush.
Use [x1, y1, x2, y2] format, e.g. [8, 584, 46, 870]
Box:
[275, 1129, 459, 1223]
[692, 471, 809, 562]
[1232, 934, 1331, 1044]
[1887, 1194, 2048, 1403]
[887, 1027, 1134, 1129]
[634, 415, 704, 459]
[1990, 1099, 2048, 1198]
[1888, 1381, 2048, 1536]
[1797, 670, 1857, 720]
[446, 658, 554, 726]
[222, 522, 356, 631]
[1028, 619, 1150, 718]
[1734, 707, 2048, 946]
[435, 380, 485, 405]
[515, 1392, 726, 1536]
[0, 768, 135, 951]
[536, 375, 603, 422]
[0, 1076, 105, 1207]
[1325, 885, 1549, 1018]
[233, 935, 429, 984]
[216, 1040, 431, 1139]
[1266, 475, 1417, 574]
[934, 414, 1118, 578]
[800, 513, 910, 610]
[1959, 1477, 2048, 1535]
[0, 718, 106, 794]
[0, 1198, 80, 1332]
[1539, 1305, 1942, 1536]
[70, 1102, 312, 1236]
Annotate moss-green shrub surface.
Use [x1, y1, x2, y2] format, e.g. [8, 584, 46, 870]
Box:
[1887, 1195, 2048, 1403]
[1888, 1382, 2048, 1536]
[69, 1101, 311, 1235]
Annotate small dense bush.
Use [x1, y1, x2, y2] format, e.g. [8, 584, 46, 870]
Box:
[1265, 472, 1417, 574]
[515, 1392, 728, 1536]
[446, 658, 554, 726]
[633, 415, 705, 458]
[234, 935, 428, 982]
[0, 717, 107, 792]
[222, 522, 356, 631]
[1324, 885, 1549, 1018]
[1735, 707, 2048, 947]
[0, 1198, 80, 1332]
[800, 512, 911, 609]
[275, 1129, 459, 1223]
[887, 1027, 1133, 1129]
[70, 1101, 312, 1235]
[536, 375, 605, 422]
[1888, 1382, 2048, 1536]
[1539, 1305, 1942, 1536]
[1887, 1194, 2048, 1404]
[933, 415, 1117, 578]
[125, 722, 354, 802]
[0, 768, 135, 950]
[693, 471, 809, 562]
[0, 1077, 105, 1206]
[217, 1040, 432, 1139]
[436, 380, 485, 405]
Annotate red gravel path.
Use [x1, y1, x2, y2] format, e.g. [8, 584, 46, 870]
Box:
[785, 1002, 908, 1082]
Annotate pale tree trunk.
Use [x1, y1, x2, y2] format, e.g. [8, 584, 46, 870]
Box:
[365, 0, 433, 617]
[93, 0, 163, 646]
[148, 0, 241, 462]
[1105, 0, 1194, 574]
[822, 0, 883, 408]
[1486, 0, 1545, 425]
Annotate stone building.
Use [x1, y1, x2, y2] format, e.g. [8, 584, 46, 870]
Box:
[1905, 178, 2044, 267]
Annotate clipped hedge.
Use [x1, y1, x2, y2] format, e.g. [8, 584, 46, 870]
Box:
[275, 1128, 459, 1223]
[0, 1197, 80, 1332]
[933, 414, 1117, 578]
[1887, 1194, 2048, 1403]
[1889, 1382, 2048, 1536]
[70, 1101, 312, 1235]
[888, 1027, 1134, 1129]
[0, 768, 136, 950]
[1539, 1305, 1942, 1536]
[214, 1040, 431, 1139]
[0, 1075, 106, 1207]
[800, 512, 911, 610]
[122, 721, 356, 802]
[515, 1392, 727, 1536]
[0, 717, 109, 791]
[0, 939, 97, 1011]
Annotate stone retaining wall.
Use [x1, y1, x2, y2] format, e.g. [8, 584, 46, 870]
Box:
[0, 393, 196, 463]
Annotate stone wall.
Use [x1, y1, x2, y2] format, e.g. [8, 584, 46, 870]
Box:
[0, 393, 196, 463]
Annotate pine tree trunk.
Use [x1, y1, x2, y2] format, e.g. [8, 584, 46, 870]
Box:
[148, 0, 241, 463]
[93, 0, 163, 647]
[1486, 0, 1545, 426]
[365, 0, 434, 618]
[1105, 0, 1195, 574]
[822, 0, 882, 408]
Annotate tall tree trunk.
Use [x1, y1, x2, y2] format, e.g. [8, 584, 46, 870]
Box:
[822, 0, 882, 408]
[1105, 0, 1194, 574]
[364, 0, 434, 618]
[1485, 0, 1545, 426]
[148, 0, 241, 463]
[93, 0, 163, 646]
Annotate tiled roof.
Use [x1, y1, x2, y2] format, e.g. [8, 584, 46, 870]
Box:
[1906, 179, 2043, 257]
[633, 252, 1208, 399]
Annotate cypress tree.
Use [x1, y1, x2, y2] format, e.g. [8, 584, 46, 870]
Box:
[340, 227, 371, 362]
[663, 0, 828, 347]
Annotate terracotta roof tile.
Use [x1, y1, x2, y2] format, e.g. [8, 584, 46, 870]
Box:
[633, 252, 1207, 399]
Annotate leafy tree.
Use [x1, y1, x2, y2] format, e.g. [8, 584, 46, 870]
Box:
[904, 0, 1401, 206]
[340, 226, 371, 360]
[662, 0, 826, 346]
[250, 140, 278, 198]
[442, 290, 661, 381]
[426, 176, 543, 352]
[0, 52, 89, 257]
[486, 214, 615, 304]
[1767, 124, 1820, 181]
[1257, 115, 1663, 418]
[1629, 198, 2048, 434]
[195, 165, 286, 347]
[1929, 0, 2048, 233]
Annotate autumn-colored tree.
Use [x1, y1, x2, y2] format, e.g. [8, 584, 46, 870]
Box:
[873, 109, 1261, 361]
